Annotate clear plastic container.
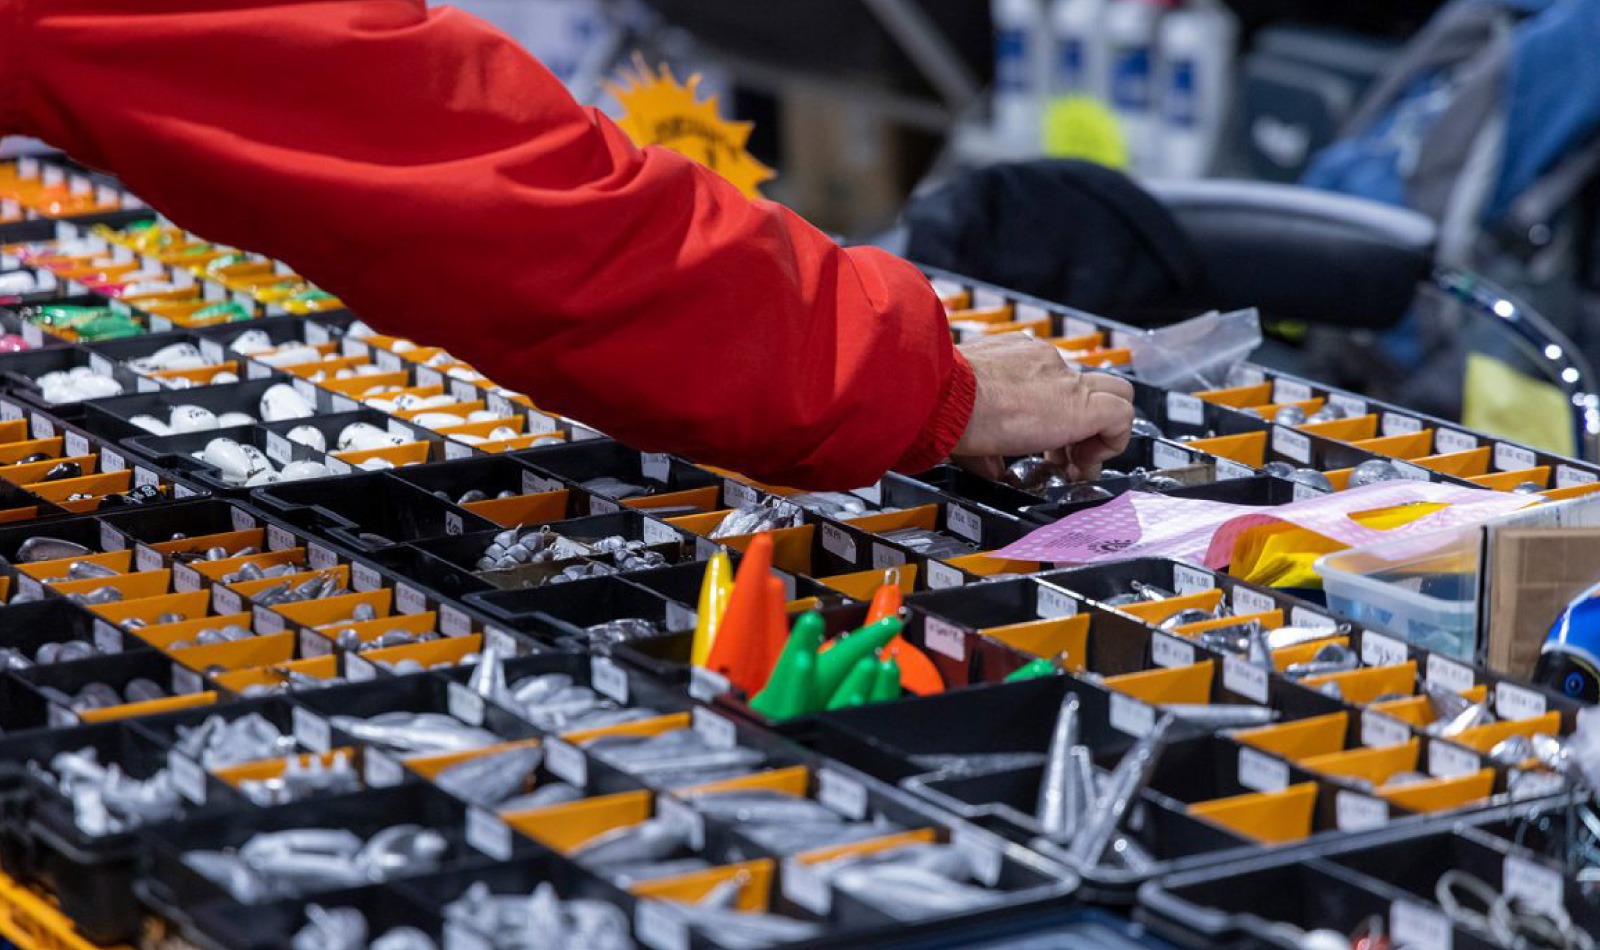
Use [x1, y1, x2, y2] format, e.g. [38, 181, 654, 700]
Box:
[1315, 525, 1481, 660]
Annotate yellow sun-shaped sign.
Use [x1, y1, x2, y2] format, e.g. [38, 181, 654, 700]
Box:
[608, 57, 775, 199]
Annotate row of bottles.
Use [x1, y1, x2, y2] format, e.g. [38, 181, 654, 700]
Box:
[992, 0, 1237, 178]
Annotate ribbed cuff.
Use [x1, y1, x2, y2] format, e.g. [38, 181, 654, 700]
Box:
[892, 348, 977, 474]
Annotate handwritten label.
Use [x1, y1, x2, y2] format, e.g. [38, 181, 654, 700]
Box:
[871, 543, 906, 570]
[345, 561, 381, 593]
[1425, 654, 1475, 693]
[926, 561, 964, 589]
[1035, 585, 1078, 619]
[1494, 682, 1547, 721]
[212, 586, 243, 615]
[1361, 631, 1408, 669]
[545, 739, 587, 786]
[28, 413, 53, 440]
[817, 769, 869, 820]
[819, 523, 858, 563]
[641, 519, 679, 547]
[1165, 392, 1205, 426]
[946, 505, 982, 544]
[1223, 655, 1270, 704]
[254, 607, 285, 635]
[1271, 427, 1312, 464]
[1109, 691, 1156, 737]
[1290, 607, 1339, 631]
[1238, 747, 1290, 792]
[1327, 393, 1368, 418]
[299, 629, 332, 658]
[922, 616, 966, 661]
[466, 808, 513, 861]
[64, 431, 90, 458]
[307, 543, 338, 571]
[395, 584, 427, 615]
[1360, 710, 1412, 748]
[588, 497, 619, 516]
[1151, 632, 1197, 669]
[440, 605, 472, 638]
[293, 708, 331, 753]
[1336, 790, 1388, 831]
[447, 681, 486, 726]
[591, 657, 630, 704]
[266, 523, 295, 552]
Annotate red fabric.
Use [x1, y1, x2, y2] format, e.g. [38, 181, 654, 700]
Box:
[0, 0, 975, 490]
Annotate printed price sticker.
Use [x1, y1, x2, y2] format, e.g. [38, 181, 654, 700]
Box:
[1272, 427, 1312, 464]
[723, 480, 760, 509]
[134, 467, 160, 490]
[640, 453, 671, 483]
[1336, 791, 1388, 831]
[665, 603, 697, 632]
[1379, 412, 1423, 437]
[922, 616, 966, 661]
[1327, 393, 1368, 418]
[1035, 585, 1078, 619]
[99, 522, 125, 551]
[640, 519, 679, 548]
[1426, 654, 1475, 693]
[1391, 900, 1452, 950]
[440, 605, 472, 638]
[1232, 587, 1276, 616]
[466, 808, 513, 861]
[395, 584, 427, 615]
[307, 543, 338, 571]
[817, 769, 869, 820]
[1493, 441, 1537, 472]
[820, 523, 857, 562]
[135, 545, 164, 573]
[1151, 632, 1196, 669]
[1273, 378, 1313, 404]
[656, 796, 705, 850]
[781, 859, 832, 914]
[446, 682, 486, 726]
[1215, 458, 1256, 481]
[1173, 564, 1215, 595]
[29, 413, 53, 440]
[946, 505, 983, 543]
[293, 708, 331, 753]
[1557, 464, 1599, 489]
[254, 607, 285, 634]
[1495, 682, 1547, 721]
[1223, 655, 1269, 703]
[173, 562, 201, 592]
[587, 497, 619, 516]
[1109, 691, 1156, 737]
[689, 667, 731, 702]
[1151, 442, 1193, 471]
[1504, 856, 1564, 915]
[483, 627, 518, 658]
[266, 523, 295, 552]
[591, 657, 630, 704]
[299, 629, 333, 658]
[212, 586, 243, 615]
[851, 481, 883, 506]
[168, 752, 208, 805]
[1428, 741, 1480, 778]
[926, 561, 964, 589]
[1238, 747, 1289, 792]
[171, 665, 203, 696]
[94, 621, 123, 654]
[1360, 631, 1408, 669]
[546, 739, 587, 786]
[692, 709, 738, 750]
[1165, 392, 1205, 426]
[1290, 607, 1339, 631]
[344, 655, 376, 682]
[871, 543, 906, 570]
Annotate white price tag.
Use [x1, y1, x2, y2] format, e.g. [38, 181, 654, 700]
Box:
[1151, 632, 1196, 669]
[871, 543, 906, 570]
[1035, 584, 1078, 619]
[1495, 682, 1547, 721]
[135, 544, 164, 572]
[1425, 654, 1475, 693]
[364, 749, 403, 787]
[134, 466, 160, 490]
[171, 665, 203, 695]
[293, 708, 331, 753]
[1434, 428, 1478, 455]
[447, 681, 486, 726]
[265, 523, 295, 552]
[946, 505, 982, 544]
[1273, 378, 1313, 404]
[591, 657, 630, 704]
[264, 432, 292, 466]
[466, 807, 513, 860]
[723, 480, 760, 509]
[587, 496, 619, 517]
[375, 350, 402, 372]
[28, 413, 53, 439]
[167, 751, 208, 805]
[63, 431, 90, 458]
[634, 903, 688, 950]
[665, 603, 697, 632]
[440, 605, 471, 638]
[1556, 464, 1598, 489]
[922, 616, 966, 661]
[1271, 428, 1312, 464]
[1327, 394, 1368, 418]
[689, 667, 731, 702]
[484, 627, 518, 658]
[1336, 790, 1389, 831]
[1231, 587, 1276, 616]
[443, 440, 473, 462]
[254, 607, 285, 634]
[395, 584, 427, 615]
[1109, 691, 1156, 737]
[87, 354, 115, 378]
[307, 543, 338, 571]
[781, 859, 832, 914]
[350, 562, 382, 592]
[245, 359, 272, 380]
[1151, 442, 1193, 471]
[100, 522, 125, 551]
[819, 523, 857, 562]
[21, 324, 42, 348]
[212, 586, 243, 615]
[692, 709, 738, 750]
[1494, 442, 1537, 472]
[1428, 741, 1480, 778]
[817, 769, 869, 820]
[94, 620, 123, 654]
[449, 379, 480, 404]
[545, 739, 587, 786]
[173, 563, 202, 593]
[1393, 460, 1433, 482]
[1165, 392, 1205, 426]
[656, 795, 705, 850]
[641, 519, 679, 547]
[1238, 747, 1290, 792]
[299, 629, 333, 658]
[1172, 564, 1215, 595]
[0, 401, 21, 422]
[344, 654, 376, 682]
[1223, 655, 1269, 703]
[640, 453, 671, 483]
[1215, 458, 1256, 481]
[1382, 413, 1424, 436]
[1361, 632, 1408, 669]
[1392, 901, 1452, 950]
[522, 471, 561, 495]
[926, 561, 964, 589]
[1504, 856, 1564, 916]
[950, 826, 1004, 886]
[1290, 607, 1339, 631]
[525, 411, 557, 435]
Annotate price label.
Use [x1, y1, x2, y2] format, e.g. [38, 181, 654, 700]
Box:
[1428, 741, 1480, 778]
[299, 629, 333, 658]
[723, 480, 760, 509]
[591, 657, 630, 703]
[1432, 428, 1478, 455]
[1382, 413, 1424, 436]
[525, 411, 558, 435]
[781, 858, 832, 914]
[922, 616, 966, 661]
[344, 654, 376, 682]
[134, 544, 164, 573]
[1273, 378, 1313, 404]
[1495, 682, 1547, 721]
[689, 667, 731, 702]
[395, 584, 427, 615]
[1425, 654, 1475, 693]
[665, 602, 696, 632]
[87, 355, 115, 382]
[588, 497, 619, 516]
[1062, 316, 1097, 338]
[1035, 584, 1078, 619]
[1172, 564, 1215, 595]
[1494, 441, 1537, 472]
[443, 440, 473, 462]
[871, 543, 906, 570]
[413, 367, 443, 389]
[1165, 392, 1205, 426]
[1271, 427, 1312, 464]
[13, 157, 34, 178]
[1151, 632, 1196, 669]
[375, 349, 403, 372]
[1109, 691, 1156, 737]
[212, 586, 243, 614]
[447, 681, 486, 726]
[264, 432, 292, 466]
[1360, 631, 1408, 669]
[440, 604, 471, 638]
[926, 561, 964, 589]
[0, 401, 21, 422]
[16, 576, 40, 602]
[850, 481, 883, 506]
[1503, 856, 1564, 915]
[1290, 607, 1339, 631]
[1238, 747, 1290, 792]
[692, 709, 738, 750]
[1223, 655, 1269, 703]
[293, 708, 331, 753]
[1336, 790, 1389, 831]
[1556, 464, 1599, 489]
[307, 543, 338, 571]
[1393, 460, 1432, 482]
[1215, 458, 1256, 481]
[819, 523, 857, 562]
[1391, 901, 1452, 950]
[173, 562, 202, 593]
[449, 379, 480, 404]
[466, 807, 513, 861]
[946, 505, 983, 544]
[640, 453, 671, 483]
[94, 620, 123, 654]
[167, 751, 208, 805]
[1327, 393, 1368, 418]
[641, 519, 679, 548]
[266, 523, 295, 552]
[254, 607, 285, 634]
[100, 522, 125, 551]
[29, 413, 53, 440]
[245, 359, 272, 381]
[1151, 442, 1192, 471]
[364, 749, 404, 788]
[522, 471, 561, 495]
[545, 739, 587, 786]
[68, 175, 93, 197]
[1232, 587, 1276, 616]
[656, 796, 705, 850]
[134, 467, 160, 490]
[950, 826, 1004, 886]
[634, 903, 688, 950]
[21, 324, 42, 348]
[817, 769, 869, 820]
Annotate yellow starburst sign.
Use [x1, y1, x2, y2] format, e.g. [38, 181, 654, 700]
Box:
[608, 57, 774, 199]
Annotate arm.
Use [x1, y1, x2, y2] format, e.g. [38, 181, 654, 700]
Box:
[0, 0, 973, 489]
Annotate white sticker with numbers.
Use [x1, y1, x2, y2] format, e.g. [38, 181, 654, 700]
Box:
[466, 807, 513, 861]
[168, 751, 208, 805]
[1223, 655, 1269, 703]
[1231, 587, 1276, 616]
[484, 627, 518, 658]
[171, 665, 202, 696]
[922, 616, 966, 661]
[1272, 428, 1312, 464]
[820, 523, 857, 563]
[723, 480, 759, 509]
[591, 657, 630, 704]
[1428, 741, 1480, 778]
[640, 453, 671, 484]
[349, 562, 379, 593]
[1494, 442, 1537, 472]
[1151, 632, 1196, 669]
[692, 709, 738, 750]
[689, 667, 731, 702]
[254, 607, 285, 634]
[522, 471, 561, 495]
[817, 769, 869, 820]
[135, 545, 164, 573]
[307, 543, 338, 571]
[1425, 654, 1475, 693]
[1172, 565, 1215, 595]
[134, 467, 160, 490]
[100, 522, 125, 551]
[293, 708, 331, 753]
[0, 401, 21, 422]
[871, 543, 906, 570]
[1557, 464, 1599, 489]
[850, 481, 883, 506]
[1503, 856, 1564, 915]
[1109, 691, 1156, 737]
[946, 505, 982, 544]
[1391, 900, 1452, 950]
[94, 620, 123, 654]
[1495, 682, 1547, 721]
[1272, 378, 1313, 404]
[926, 561, 964, 589]
[1360, 632, 1408, 669]
[665, 602, 696, 632]
[1432, 428, 1477, 455]
[1151, 442, 1193, 471]
[1327, 393, 1368, 418]
[1165, 392, 1205, 426]
[1290, 607, 1339, 631]
[212, 586, 242, 615]
[266, 523, 294, 552]
[641, 519, 679, 548]
[64, 431, 89, 458]
[446, 681, 486, 726]
[395, 584, 427, 615]
[29, 413, 53, 439]
[173, 563, 201, 593]
[655, 795, 705, 850]
[1215, 458, 1256, 481]
[440, 605, 471, 638]
[1336, 790, 1388, 831]
[299, 629, 332, 658]
[545, 739, 587, 786]
[1035, 585, 1078, 619]
[781, 858, 832, 915]
[1238, 747, 1289, 792]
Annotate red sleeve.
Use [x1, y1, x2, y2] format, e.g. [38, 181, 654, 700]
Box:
[0, 0, 974, 490]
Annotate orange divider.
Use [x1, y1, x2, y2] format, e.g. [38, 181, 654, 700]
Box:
[938, 290, 972, 311]
[947, 304, 1014, 323]
[1, 454, 97, 485]
[1183, 432, 1267, 468]
[480, 433, 564, 453]
[819, 565, 918, 602]
[438, 417, 525, 441]
[213, 750, 356, 787]
[1173, 611, 1285, 637]
[844, 505, 942, 536]
[506, 790, 653, 852]
[1063, 347, 1131, 368]
[39, 476, 141, 511]
[1049, 332, 1105, 351]
[667, 521, 814, 577]
[284, 589, 394, 628]
[172, 633, 296, 674]
[697, 468, 804, 498]
[1121, 589, 1226, 625]
[16, 549, 132, 581]
[565, 712, 693, 746]
[1377, 770, 1494, 813]
[0, 505, 43, 523]
[1316, 468, 1354, 492]
[1541, 482, 1600, 503]
[213, 655, 339, 695]
[1351, 431, 1436, 460]
[1299, 415, 1378, 443]
[0, 863, 133, 949]
[405, 737, 544, 780]
[1270, 637, 1351, 672]
[131, 613, 255, 651]
[677, 765, 812, 799]
[80, 691, 217, 723]
[51, 569, 171, 601]
[946, 553, 1044, 577]
[282, 355, 366, 379]
[631, 860, 776, 912]
[1303, 662, 1417, 706]
[1189, 783, 1318, 844]
[359, 634, 483, 671]
[319, 371, 411, 396]
[193, 548, 307, 583]
[982, 615, 1090, 669]
[1469, 467, 1550, 491]
[0, 437, 63, 464]
[1244, 399, 1325, 420]
[1370, 685, 1488, 728]
[90, 590, 211, 625]
[1301, 740, 1420, 786]
[152, 528, 266, 557]
[1196, 383, 1273, 408]
[1450, 712, 1563, 755]
[463, 489, 571, 528]
[334, 442, 432, 467]
[1414, 447, 1492, 478]
[624, 486, 722, 514]
[978, 317, 1052, 337]
[1235, 712, 1349, 761]
[1103, 661, 1214, 705]
[795, 829, 939, 868]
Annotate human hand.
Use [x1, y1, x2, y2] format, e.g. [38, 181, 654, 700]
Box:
[951, 333, 1135, 482]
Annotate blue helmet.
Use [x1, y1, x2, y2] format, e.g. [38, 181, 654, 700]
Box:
[1535, 579, 1600, 702]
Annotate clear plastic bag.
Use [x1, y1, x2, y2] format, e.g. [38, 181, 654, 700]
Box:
[1128, 308, 1262, 391]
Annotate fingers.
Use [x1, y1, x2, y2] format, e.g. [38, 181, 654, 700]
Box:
[1083, 371, 1134, 403]
[953, 455, 1006, 481]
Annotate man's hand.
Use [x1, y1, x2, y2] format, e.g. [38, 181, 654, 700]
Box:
[952, 333, 1135, 482]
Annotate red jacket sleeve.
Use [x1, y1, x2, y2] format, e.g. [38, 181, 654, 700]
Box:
[0, 0, 975, 490]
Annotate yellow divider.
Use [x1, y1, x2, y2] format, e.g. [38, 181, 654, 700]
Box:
[945, 553, 1044, 578]
[51, 569, 171, 600]
[843, 505, 942, 536]
[1414, 448, 1492, 478]
[1370, 685, 1487, 727]
[1303, 662, 1417, 706]
[1235, 713, 1348, 761]
[214, 750, 356, 787]
[16, 549, 132, 580]
[318, 612, 440, 645]
[1173, 611, 1285, 637]
[406, 737, 543, 780]
[1189, 783, 1318, 844]
[151, 528, 265, 557]
[464, 490, 572, 528]
[678, 766, 811, 799]
[565, 712, 693, 746]
[131, 613, 254, 651]
[1300, 415, 1379, 443]
[213, 655, 339, 694]
[631, 859, 776, 913]
[1378, 770, 1494, 813]
[80, 691, 217, 723]
[1470, 467, 1550, 491]
[794, 829, 938, 868]
[1350, 431, 1436, 460]
[1271, 637, 1350, 672]
[1196, 383, 1273, 408]
[1450, 712, 1563, 755]
[1104, 661, 1214, 705]
[624, 487, 721, 515]
[1301, 741, 1420, 786]
[172, 632, 296, 673]
[91, 590, 210, 625]
[1121, 590, 1225, 626]
[287, 589, 395, 628]
[507, 790, 653, 853]
[1184, 431, 1267, 468]
[982, 616, 1090, 669]
[819, 565, 918, 602]
[192, 548, 307, 582]
[359, 634, 482, 671]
